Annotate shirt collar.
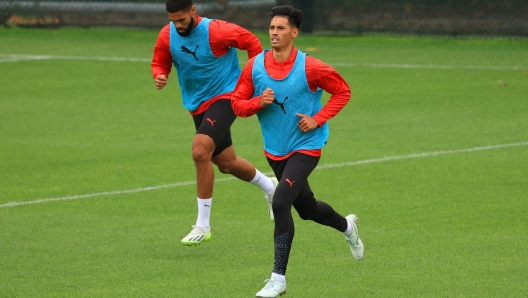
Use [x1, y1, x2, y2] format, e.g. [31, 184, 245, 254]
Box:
[268, 46, 298, 66]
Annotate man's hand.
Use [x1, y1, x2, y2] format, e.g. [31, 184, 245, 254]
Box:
[260, 88, 275, 108]
[155, 74, 167, 90]
[296, 113, 319, 132]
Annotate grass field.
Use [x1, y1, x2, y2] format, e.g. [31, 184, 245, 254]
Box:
[1, 28, 527, 297]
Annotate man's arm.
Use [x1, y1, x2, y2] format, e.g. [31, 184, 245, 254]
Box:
[306, 56, 351, 127]
[209, 20, 263, 59]
[231, 58, 265, 117]
[151, 25, 173, 89]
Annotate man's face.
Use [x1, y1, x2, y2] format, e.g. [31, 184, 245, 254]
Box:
[168, 6, 196, 37]
[269, 16, 298, 50]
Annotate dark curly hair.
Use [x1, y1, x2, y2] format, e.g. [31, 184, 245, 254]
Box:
[166, 0, 193, 13]
[270, 5, 303, 29]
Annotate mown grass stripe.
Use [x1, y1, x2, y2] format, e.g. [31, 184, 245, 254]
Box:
[1, 141, 526, 209]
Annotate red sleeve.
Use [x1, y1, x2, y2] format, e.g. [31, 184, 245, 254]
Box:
[231, 57, 263, 117]
[209, 20, 263, 59]
[305, 56, 351, 126]
[151, 25, 173, 79]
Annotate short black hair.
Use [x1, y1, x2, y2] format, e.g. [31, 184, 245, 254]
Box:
[270, 5, 303, 29]
[166, 0, 193, 13]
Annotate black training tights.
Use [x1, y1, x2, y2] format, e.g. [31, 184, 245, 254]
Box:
[267, 153, 348, 275]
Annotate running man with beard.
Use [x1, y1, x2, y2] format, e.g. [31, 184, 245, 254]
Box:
[231, 5, 364, 297]
[151, 0, 278, 246]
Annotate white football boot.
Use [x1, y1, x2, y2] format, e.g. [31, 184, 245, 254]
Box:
[255, 276, 287, 297]
[181, 225, 211, 246]
[264, 177, 279, 221]
[345, 214, 364, 260]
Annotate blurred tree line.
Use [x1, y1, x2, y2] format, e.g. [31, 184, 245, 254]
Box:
[14, 0, 523, 6]
[278, 0, 524, 9]
[2, 0, 525, 35]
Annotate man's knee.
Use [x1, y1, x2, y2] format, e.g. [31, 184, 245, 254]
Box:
[212, 155, 236, 174]
[295, 198, 318, 221]
[211, 146, 237, 174]
[192, 136, 214, 163]
[215, 160, 232, 174]
[296, 206, 315, 221]
[272, 187, 296, 213]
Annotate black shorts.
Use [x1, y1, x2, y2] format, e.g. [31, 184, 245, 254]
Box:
[192, 99, 237, 157]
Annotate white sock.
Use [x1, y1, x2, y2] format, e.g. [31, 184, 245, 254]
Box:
[344, 220, 352, 236]
[250, 169, 275, 194]
[196, 197, 212, 228]
[271, 272, 286, 283]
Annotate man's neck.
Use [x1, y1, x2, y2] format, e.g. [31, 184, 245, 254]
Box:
[272, 45, 294, 63]
[192, 15, 199, 29]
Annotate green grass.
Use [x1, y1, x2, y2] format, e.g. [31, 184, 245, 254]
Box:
[1, 28, 527, 297]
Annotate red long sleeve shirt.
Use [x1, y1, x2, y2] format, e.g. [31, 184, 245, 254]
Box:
[231, 47, 351, 160]
[151, 15, 263, 115]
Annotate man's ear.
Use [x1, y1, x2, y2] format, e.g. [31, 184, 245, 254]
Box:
[292, 27, 299, 38]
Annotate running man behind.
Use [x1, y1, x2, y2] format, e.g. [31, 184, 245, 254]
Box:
[151, 0, 278, 246]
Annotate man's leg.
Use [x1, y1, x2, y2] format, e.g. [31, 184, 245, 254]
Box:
[292, 182, 348, 232]
[192, 133, 216, 199]
[205, 100, 276, 218]
[180, 133, 215, 246]
[270, 155, 318, 274]
[212, 144, 278, 220]
[291, 160, 364, 261]
[255, 154, 317, 297]
[212, 145, 256, 181]
[181, 100, 276, 246]
[181, 99, 232, 246]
